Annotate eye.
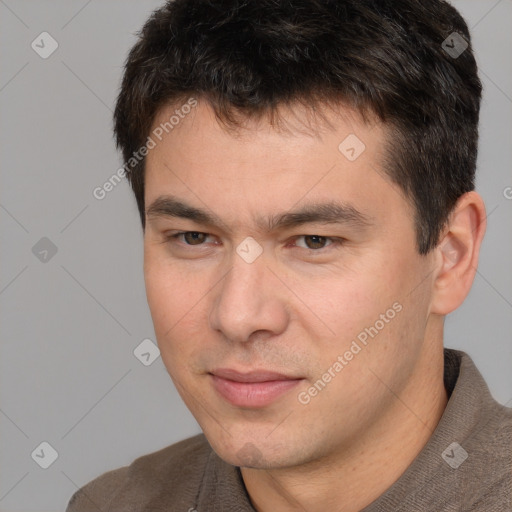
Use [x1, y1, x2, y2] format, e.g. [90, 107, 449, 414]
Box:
[294, 235, 337, 250]
[167, 231, 215, 246]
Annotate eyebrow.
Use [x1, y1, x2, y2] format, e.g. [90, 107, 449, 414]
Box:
[145, 195, 373, 233]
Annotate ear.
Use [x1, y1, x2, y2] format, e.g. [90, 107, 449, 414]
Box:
[430, 191, 487, 315]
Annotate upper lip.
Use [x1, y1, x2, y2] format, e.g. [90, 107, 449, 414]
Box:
[210, 368, 301, 383]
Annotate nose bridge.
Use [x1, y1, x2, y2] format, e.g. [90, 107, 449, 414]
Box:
[209, 253, 287, 342]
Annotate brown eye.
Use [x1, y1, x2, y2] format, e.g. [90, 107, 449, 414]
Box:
[182, 232, 208, 245]
[303, 235, 329, 249]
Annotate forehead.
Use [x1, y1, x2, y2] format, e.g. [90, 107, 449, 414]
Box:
[143, 99, 410, 233]
[149, 97, 377, 150]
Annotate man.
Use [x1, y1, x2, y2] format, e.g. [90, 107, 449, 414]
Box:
[67, 0, 511, 510]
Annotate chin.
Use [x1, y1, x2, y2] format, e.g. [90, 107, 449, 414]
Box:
[205, 429, 303, 469]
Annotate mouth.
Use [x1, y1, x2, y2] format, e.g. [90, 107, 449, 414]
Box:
[209, 368, 304, 408]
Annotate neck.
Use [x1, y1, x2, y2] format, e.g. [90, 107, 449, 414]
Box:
[240, 345, 448, 512]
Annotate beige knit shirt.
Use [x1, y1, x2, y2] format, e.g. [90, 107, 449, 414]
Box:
[67, 349, 512, 511]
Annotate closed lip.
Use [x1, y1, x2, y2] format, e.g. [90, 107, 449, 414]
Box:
[209, 368, 302, 383]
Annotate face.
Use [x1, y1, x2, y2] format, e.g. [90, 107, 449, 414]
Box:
[143, 99, 436, 469]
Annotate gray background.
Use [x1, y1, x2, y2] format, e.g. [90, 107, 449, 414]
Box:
[0, 0, 510, 510]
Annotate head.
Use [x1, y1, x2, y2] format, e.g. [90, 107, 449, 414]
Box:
[114, 0, 486, 468]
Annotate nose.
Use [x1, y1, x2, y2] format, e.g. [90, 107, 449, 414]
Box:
[209, 253, 289, 343]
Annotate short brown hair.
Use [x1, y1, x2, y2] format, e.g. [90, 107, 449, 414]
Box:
[114, 0, 482, 254]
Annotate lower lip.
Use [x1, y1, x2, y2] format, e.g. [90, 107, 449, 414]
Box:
[211, 375, 302, 408]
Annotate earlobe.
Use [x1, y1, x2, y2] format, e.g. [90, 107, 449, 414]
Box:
[430, 191, 487, 315]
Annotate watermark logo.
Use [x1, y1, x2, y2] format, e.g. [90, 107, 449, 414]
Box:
[442, 442, 468, 469]
[31, 32, 59, 59]
[236, 442, 265, 467]
[133, 338, 160, 366]
[442, 32, 468, 59]
[32, 237, 58, 263]
[31, 441, 59, 469]
[236, 237, 263, 264]
[338, 134, 366, 162]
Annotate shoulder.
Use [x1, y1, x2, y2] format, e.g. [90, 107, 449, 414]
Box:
[464, 410, 512, 511]
[457, 354, 512, 509]
[66, 433, 212, 511]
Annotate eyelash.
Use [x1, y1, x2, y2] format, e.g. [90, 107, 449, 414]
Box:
[164, 231, 343, 252]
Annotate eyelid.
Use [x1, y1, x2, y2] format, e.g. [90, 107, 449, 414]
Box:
[290, 235, 343, 251]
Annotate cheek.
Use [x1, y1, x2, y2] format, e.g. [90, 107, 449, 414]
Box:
[300, 253, 424, 377]
[144, 256, 208, 364]
[303, 269, 394, 342]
